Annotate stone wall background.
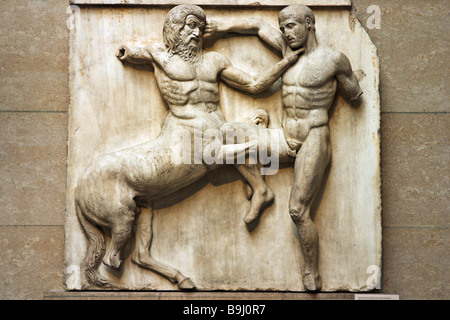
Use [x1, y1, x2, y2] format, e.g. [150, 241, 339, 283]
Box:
[0, 0, 448, 299]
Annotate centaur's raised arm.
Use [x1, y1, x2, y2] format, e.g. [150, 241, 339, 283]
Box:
[205, 18, 287, 55]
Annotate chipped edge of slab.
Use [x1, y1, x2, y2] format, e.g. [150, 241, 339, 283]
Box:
[69, 0, 351, 7]
[353, 6, 383, 289]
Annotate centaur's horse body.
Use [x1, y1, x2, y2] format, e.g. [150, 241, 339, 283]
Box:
[75, 115, 214, 289]
[76, 108, 268, 289]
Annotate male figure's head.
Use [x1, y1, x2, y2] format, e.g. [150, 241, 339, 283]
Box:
[278, 5, 316, 50]
[163, 5, 206, 62]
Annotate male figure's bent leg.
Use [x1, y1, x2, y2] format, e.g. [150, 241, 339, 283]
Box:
[289, 126, 331, 291]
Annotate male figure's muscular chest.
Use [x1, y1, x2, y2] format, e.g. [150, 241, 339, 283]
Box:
[282, 53, 336, 89]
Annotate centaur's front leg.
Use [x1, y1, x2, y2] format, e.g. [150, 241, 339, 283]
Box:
[214, 119, 292, 225]
[132, 209, 196, 290]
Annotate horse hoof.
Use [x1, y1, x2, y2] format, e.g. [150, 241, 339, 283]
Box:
[178, 277, 196, 291]
[103, 255, 122, 270]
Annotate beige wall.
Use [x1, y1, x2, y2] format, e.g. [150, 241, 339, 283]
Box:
[0, 0, 448, 299]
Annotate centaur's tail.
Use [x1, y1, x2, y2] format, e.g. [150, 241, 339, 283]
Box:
[76, 201, 109, 288]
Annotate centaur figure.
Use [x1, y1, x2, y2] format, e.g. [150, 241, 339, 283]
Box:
[75, 5, 301, 290]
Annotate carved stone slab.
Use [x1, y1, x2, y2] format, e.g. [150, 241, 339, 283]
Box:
[65, 1, 381, 291]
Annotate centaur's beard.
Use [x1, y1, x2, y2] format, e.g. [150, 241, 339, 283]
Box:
[170, 36, 202, 63]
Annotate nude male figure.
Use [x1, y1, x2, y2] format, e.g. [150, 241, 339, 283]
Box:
[207, 4, 363, 291]
[76, 4, 301, 289]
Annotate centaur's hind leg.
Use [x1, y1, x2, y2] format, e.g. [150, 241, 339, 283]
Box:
[132, 208, 195, 290]
[103, 201, 137, 269]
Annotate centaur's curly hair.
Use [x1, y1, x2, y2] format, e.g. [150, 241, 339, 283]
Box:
[163, 5, 206, 54]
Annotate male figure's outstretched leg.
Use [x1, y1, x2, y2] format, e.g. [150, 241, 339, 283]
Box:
[289, 126, 331, 291]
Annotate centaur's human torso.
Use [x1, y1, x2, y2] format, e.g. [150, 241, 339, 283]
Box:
[117, 45, 231, 197]
[151, 44, 227, 129]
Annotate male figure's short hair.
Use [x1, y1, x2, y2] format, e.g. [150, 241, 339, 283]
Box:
[278, 4, 316, 30]
[163, 5, 206, 53]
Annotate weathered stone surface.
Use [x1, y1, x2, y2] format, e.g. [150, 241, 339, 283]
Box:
[353, 0, 449, 113]
[70, 0, 351, 6]
[382, 227, 449, 300]
[0, 226, 64, 300]
[0, 0, 69, 111]
[0, 113, 67, 226]
[381, 114, 450, 228]
[66, 4, 381, 292]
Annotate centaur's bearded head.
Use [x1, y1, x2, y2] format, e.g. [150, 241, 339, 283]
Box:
[163, 5, 206, 63]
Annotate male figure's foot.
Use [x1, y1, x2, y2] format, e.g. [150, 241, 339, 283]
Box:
[302, 273, 322, 291]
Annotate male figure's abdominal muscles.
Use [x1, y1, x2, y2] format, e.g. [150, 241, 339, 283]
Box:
[282, 108, 329, 153]
[281, 80, 337, 110]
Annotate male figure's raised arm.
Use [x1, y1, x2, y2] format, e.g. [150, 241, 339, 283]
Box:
[116, 45, 154, 65]
[335, 52, 363, 102]
[206, 19, 287, 55]
[218, 48, 302, 94]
